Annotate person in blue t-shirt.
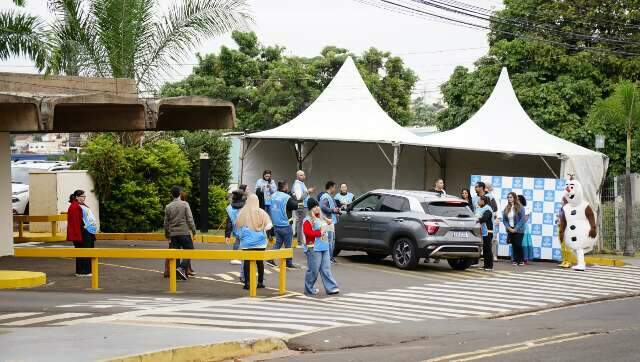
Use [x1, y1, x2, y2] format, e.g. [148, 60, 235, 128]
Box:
[225, 189, 246, 281]
[334, 183, 355, 210]
[266, 181, 299, 268]
[320, 181, 341, 264]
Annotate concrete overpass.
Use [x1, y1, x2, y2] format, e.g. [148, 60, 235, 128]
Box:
[0, 72, 236, 256]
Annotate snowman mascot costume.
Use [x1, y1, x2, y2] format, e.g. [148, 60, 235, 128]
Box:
[558, 177, 597, 271]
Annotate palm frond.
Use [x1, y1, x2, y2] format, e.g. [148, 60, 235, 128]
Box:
[0, 10, 48, 70]
[136, 0, 252, 89]
[13, 0, 26, 6]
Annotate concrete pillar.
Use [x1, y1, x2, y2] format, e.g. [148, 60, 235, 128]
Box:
[0, 133, 13, 256]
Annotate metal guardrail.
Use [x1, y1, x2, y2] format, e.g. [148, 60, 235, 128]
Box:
[13, 214, 67, 242]
[13, 248, 293, 297]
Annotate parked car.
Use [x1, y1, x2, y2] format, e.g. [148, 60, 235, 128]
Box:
[334, 189, 482, 270]
[10, 161, 74, 215]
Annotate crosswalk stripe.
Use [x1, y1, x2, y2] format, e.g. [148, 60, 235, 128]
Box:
[518, 272, 638, 292]
[537, 270, 640, 288]
[335, 295, 483, 317]
[129, 316, 321, 332]
[547, 268, 640, 283]
[586, 266, 640, 277]
[437, 280, 592, 299]
[416, 284, 569, 303]
[405, 287, 551, 306]
[365, 291, 511, 312]
[0, 312, 42, 321]
[466, 276, 609, 297]
[347, 293, 505, 314]
[1, 313, 92, 326]
[203, 304, 384, 324]
[259, 299, 421, 321]
[214, 273, 235, 281]
[162, 311, 350, 327]
[372, 290, 531, 309]
[263, 269, 272, 275]
[229, 272, 241, 277]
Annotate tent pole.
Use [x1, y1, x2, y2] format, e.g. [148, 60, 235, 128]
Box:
[239, 137, 247, 186]
[391, 143, 400, 190]
[295, 141, 304, 170]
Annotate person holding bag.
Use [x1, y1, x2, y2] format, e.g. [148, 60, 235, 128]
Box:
[503, 192, 526, 266]
[236, 194, 273, 290]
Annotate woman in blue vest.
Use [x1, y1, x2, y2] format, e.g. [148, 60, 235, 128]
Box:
[225, 189, 246, 280]
[303, 198, 339, 296]
[236, 194, 273, 290]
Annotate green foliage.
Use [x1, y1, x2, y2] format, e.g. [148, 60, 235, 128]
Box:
[75, 134, 192, 232]
[437, 1, 640, 175]
[208, 184, 229, 229]
[0, 9, 48, 70]
[588, 81, 640, 175]
[408, 97, 443, 127]
[161, 31, 419, 130]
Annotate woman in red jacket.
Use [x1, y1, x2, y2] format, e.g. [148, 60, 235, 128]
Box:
[67, 190, 90, 276]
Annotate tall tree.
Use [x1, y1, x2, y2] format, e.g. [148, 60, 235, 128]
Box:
[437, 0, 640, 175]
[0, 0, 48, 70]
[588, 81, 640, 255]
[161, 31, 419, 131]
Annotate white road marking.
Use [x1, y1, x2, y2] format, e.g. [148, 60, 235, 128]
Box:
[2, 313, 92, 326]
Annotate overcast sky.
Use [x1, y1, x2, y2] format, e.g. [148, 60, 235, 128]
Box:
[1, 0, 503, 101]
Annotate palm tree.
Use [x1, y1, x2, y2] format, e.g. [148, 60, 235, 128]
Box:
[0, 0, 48, 70]
[591, 81, 640, 256]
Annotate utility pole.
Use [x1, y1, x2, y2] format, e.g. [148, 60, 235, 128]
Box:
[623, 85, 636, 256]
[199, 152, 209, 234]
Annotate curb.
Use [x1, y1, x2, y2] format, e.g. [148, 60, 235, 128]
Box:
[0, 270, 46, 289]
[583, 256, 625, 267]
[105, 337, 287, 362]
[487, 291, 640, 319]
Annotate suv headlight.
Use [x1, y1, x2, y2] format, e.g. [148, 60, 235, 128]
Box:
[12, 197, 19, 203]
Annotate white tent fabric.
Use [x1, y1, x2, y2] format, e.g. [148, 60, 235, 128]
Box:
[248, 57, 424, 145]
[241, 57, 428, 194]
[421, 68, 608, 207]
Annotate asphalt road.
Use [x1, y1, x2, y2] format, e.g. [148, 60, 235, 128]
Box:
[279, 296, 640, 362]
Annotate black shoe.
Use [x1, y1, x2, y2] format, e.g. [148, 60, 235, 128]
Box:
[243, 284, 249, 290]
[330, 257, 337, 264]
[265, 260, 277, 267]
[257, 283, 266, 289]
[176, 268, 188, 280]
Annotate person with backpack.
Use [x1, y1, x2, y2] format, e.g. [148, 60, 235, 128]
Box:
[225, 189, 246, 281]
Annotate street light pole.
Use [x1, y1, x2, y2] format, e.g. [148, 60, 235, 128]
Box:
[623, 88, 636, 256]
[199, 152, 209, 234]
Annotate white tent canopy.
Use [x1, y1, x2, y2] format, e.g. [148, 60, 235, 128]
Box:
[241, 57, 428, 193]
[420, 68, 608, 207]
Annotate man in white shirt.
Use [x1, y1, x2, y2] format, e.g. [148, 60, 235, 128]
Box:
[291, 170, 315, 247]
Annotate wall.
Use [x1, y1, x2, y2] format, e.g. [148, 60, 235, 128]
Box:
[0, 133, 13, 256]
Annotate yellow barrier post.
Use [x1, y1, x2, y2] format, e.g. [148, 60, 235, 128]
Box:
[169, 259, 176, 293]
[18, 220, 24, 238]
[91, 258, 99, 290]
[279, 258, 286, 295]
[51, 221, 57, 237]
[249, 260, 257, 297]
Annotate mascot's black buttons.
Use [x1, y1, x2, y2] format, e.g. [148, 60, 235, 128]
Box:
[571, 237, 577, 241]
[570, 225, 576, 230]
[570, 210, 577, 215]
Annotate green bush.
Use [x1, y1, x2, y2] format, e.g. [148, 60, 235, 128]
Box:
[208, 184, 230, 229]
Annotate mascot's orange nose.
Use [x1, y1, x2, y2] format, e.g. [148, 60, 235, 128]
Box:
[565, 186, 571, 192]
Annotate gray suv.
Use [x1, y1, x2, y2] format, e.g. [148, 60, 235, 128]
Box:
[334, 190, 481, 270]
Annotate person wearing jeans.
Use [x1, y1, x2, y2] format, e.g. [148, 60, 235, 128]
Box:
[236, 194, 272, 290]
[303, 198, 339, 296]
[502, 192, 526, 266]
[164, 186, 197, 280]
[292, 170, 314, 247]
[225, 189, 246, 280]
[476, 196, 494, 271]
[67, 190, 91, 276]
[267, 181, 299, 268]
[320, 181, 341, 263]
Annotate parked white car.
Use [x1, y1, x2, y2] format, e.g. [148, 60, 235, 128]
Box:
[11, 161, 74, 215]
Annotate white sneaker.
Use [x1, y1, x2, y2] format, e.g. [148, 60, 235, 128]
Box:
[229, 259, 242, 265]
[75, 273, 92, 277]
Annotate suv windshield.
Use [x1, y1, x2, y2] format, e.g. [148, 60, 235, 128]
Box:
[422, 201, 474, 218]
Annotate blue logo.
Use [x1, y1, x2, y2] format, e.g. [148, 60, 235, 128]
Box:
[542, 236, 553, 248]
[554, 224, 559, 236]
[544, 190, 555, 202]
[554, 202, 563, 213]
[533, 201, 543, 213]
[552, 248, 562, 261]
[533, 247, 541, 259]
[543, 213, 554, 225]
[523, 189, 533, 201]
[556, 179, 566, 191]
[470, 175, 481, 186]
[501, 188, 512, 199]
[499, 233, 508, 245]
[534, 178, 545, 190]
[512, 177, 523, 189]
[492, 176, 502, 188]
[532, 224, 542, 235]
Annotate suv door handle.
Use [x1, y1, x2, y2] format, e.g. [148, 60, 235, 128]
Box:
[393, 218, 404, 222]
[362, 216, 371, 221]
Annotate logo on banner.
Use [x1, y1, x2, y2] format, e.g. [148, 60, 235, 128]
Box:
[501, 188, 512, 199]
[492, 176, 502, 188]
[543, 213, 554, 225]
[523, 189, 533, 201]
[534, 178, 545, 189]
[552, 248, 562, 260]
[499, 233, 508, 244]
[554, 224, 559, 236]
[554, 202, 563, 213]
[542, 236, 553, 248]
[544, 190, 555, 202]
[470, 175, 481, 185]
[533, 247, 542, 259]
[533, 201, 543, 213]
[556, 179, 566, 191]
[532, 224, 542, 235]
[512, 177, 523, 189]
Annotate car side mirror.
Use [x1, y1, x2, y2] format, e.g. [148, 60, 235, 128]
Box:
[346, 205, 353, 213]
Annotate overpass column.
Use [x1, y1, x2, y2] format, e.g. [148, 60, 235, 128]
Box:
[0, 133, 13, 256]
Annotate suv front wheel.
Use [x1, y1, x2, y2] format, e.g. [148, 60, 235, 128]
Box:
[447, 258, 474, 271]
[392, 238, 418, 270]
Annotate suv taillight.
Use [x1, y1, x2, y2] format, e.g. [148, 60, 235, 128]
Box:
[423, 219, 442, 235]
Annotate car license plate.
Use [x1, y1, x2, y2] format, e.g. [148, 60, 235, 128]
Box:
[453, 231, 469, 238]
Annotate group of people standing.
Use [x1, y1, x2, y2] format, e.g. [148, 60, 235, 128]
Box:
[224, 169, 354, 295]
[458, 181, 534, 270]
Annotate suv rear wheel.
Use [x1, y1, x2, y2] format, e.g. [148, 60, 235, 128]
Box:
[447, 258, 473, 271]
[366, 252, 388, 261]
[392, 238, 418, 270]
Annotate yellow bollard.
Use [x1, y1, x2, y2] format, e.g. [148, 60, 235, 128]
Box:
[249, 260, 257, 297]
[18, 221, 24, 238]
[279, 258, 286, 295]
[169, 259, 177, 293]
[91, 257, 99, 289]
[51, 221, 57, 237]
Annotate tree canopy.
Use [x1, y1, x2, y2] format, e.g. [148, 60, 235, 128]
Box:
[437, 0, 640, 175]
[161, 31, 419, 131]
